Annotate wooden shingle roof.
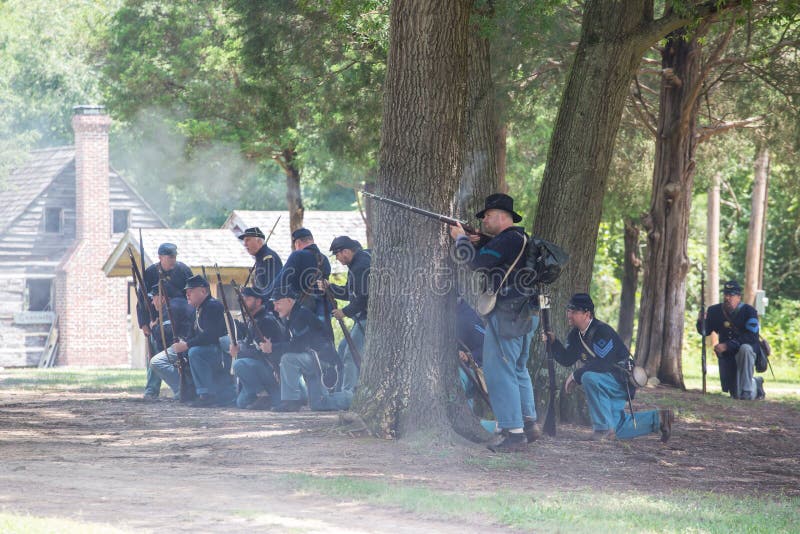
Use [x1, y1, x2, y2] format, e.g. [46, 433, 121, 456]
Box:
[0, 147, 74, 234]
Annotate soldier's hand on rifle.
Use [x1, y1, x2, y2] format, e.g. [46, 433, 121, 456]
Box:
[564, 373, 577, 395]
[172, 341, 188, 353]
[449, 223, 466, 240]
[316, 279, 329, 291]
[714, 343, 727, 355]
[458, 350, 469, 363]
[259, 339, 272, 354]
[229, 343, 239, 358]
[541, 331, 555, 344]
[141, 325, 152, 337]
[332, 309, 345, 320]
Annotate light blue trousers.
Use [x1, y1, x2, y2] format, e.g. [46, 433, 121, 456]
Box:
[482, 313, 538, 430]
[581, 371, 660, 439]
[233, 357, 279, 408]
[280, 351, 352, 411]
[337, 319, 365, 393]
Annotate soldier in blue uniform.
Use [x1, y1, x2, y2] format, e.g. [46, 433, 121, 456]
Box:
[269, 228, 332, 324]
[321, 235, 370, 393]
[450, 193, 539, 452]
[260, 286, 350, 412]
[543, 293, 673, 442]
[139, 243, 193, 399]
[146, 285, 196, 400]
[238, 227, 282, 296]
[697, 280, 765, 400]
[231, 287, 287, 409]
[168, 275, 232, 406]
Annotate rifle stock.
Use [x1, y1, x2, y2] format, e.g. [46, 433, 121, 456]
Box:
[214, 265, 238, 376]
[323, 287, 362, 369]
[540, 290, 557, 437]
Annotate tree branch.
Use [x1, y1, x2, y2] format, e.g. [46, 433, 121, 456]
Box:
[696, 116, 764, 144]
[634, 0, 743, 52]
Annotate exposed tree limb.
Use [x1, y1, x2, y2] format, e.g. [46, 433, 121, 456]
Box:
[696, 116, 764, 144]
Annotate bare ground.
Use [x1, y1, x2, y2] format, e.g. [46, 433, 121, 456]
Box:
[1, 384, 799, 533]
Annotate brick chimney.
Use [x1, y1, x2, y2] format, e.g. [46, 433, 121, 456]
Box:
[55, 106, 129, 366]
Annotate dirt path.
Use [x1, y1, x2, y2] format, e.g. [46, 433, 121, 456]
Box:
[1, 385, 798, 532]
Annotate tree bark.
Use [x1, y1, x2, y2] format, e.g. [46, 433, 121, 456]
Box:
[618, 219, 641, 347]
[744, 145, 769, 305]
[281, 148, 304, 234]
[635, 25, 708, 388]
[495, 123, 508, 194]
[707, 171, 720, 347]
[530, 0, 664, 421]
[354, 0, 482, 442]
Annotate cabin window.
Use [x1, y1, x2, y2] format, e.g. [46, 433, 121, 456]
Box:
[113, 209, 131, 233]
[26, 279, 52, 311]
[44, 207, 63, 233]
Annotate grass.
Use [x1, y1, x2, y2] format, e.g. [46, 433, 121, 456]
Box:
[0, 368, 145, 393]
[0, 512, 129, 533]
[285, 474, 800, 533]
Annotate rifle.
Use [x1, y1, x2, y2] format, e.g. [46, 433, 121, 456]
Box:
[540, 288, 557, 437]
[457, 339, 490, 406]
[214, 264, 238, 374]
[128, 246, 154, 361]
[699, 266, 708, 394]
[361, 191, 491, 242]
[322, 286, 362, 370]
[159, 275, 193, 401]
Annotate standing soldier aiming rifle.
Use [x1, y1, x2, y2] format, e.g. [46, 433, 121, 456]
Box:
[450, 193, 540, 453]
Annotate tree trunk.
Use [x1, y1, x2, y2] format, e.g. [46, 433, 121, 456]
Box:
[282, 148, 304, 234]
[458, 18, 498, 223]
[744, 145, 769, 305]
[531, 0, 661, 421]
[354, 0, 481, 442]
[361, 178, 377, 249]
[707, 171, 720, 347]
[618, 219, 641, 347]
[495, 123, 508, 194]
[758, 162, 769, 290]
[635, 26, 707, 388]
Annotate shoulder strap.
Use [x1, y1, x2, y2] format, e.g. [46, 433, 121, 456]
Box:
[494, 233, 528, 293]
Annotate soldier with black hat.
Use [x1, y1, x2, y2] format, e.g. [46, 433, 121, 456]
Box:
[169, 275, 232, 406]
[269, 228, 331, 323]
[543, 293, 674, 442]
[697, 280, 765, 400]
[231, 287, 287, 409]
[320, 235, 371, 393]
[450, 193, 539, 452]
[259, 285, 350, 412]
[146, 284, 196, 400]
[238, 227, 283, 296]
[138, 243, 193, 398]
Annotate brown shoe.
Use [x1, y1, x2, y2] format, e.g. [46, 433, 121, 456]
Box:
[659, 409, 674, 443]
[487, 432, 527, 453]
[590, 429, 616, 441]
[523, 419, 542, 443]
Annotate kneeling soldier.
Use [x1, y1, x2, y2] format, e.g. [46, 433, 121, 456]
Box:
[170, 275, 229, 407]
[231, 287, 287, 409]
[543, 293, 673, 442]
[261, 286, 351, 412]
[146, 284, 195, 399]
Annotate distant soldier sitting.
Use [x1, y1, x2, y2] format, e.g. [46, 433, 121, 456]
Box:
[269, 228, 331, 322]
[543, 293, 673, 442]
[321, 235, 371, 394]
[139, 243, 193, 400]
[260, 286, 350, 412]
[231, 287, 287, 409]
[170, 275, 231, 407]
[697, 280, 765, 400]
[146, 285, 195, 400]
[238, 227, 282, 296]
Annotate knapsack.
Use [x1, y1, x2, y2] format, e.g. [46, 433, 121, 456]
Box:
[522, 237, 570, 286]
